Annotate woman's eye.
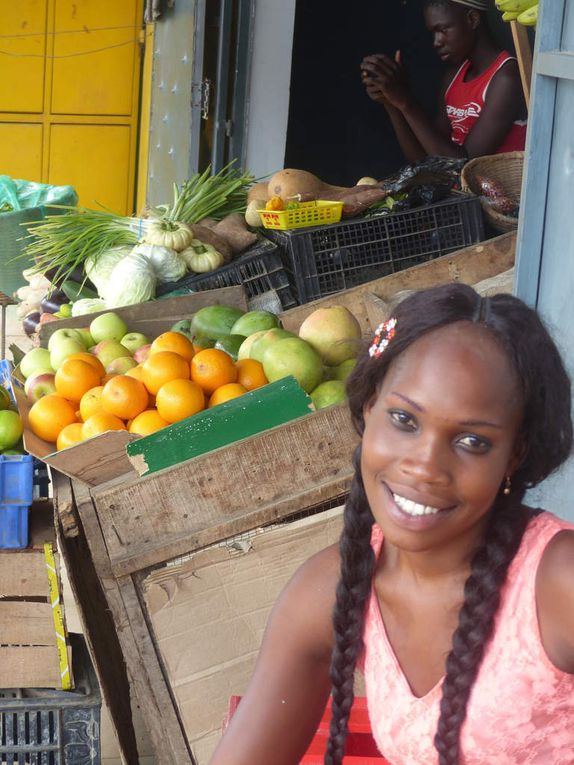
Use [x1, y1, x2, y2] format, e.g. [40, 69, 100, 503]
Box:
[457, 434, 491, 453]
[389, 410, 417, 430]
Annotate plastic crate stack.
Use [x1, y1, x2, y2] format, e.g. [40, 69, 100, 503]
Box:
[0, 634, 101, 765]
[264, 195, 484, 304]
[0, 454, 34, 549]
[157, 238, 298, 310]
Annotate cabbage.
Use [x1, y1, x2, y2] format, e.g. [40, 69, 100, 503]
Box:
[71, 298, 107, 317]
[133, 243, 187, 283]
[105, 251, 157, 308]
[85, 247, 131, 297]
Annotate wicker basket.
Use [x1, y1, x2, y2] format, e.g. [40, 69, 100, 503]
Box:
[461, 152, 523, 233]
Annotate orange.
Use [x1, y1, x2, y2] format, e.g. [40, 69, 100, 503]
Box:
[101, 375, 149, 421]
[141, 351, 190, 395]
[66, 352, 105, 378]
[56, 422, 85, 451]
[79, 386, 105, 422]
[125, 365, 144, 381]
[191, 348, 238, 395]
[235, 359, 268, 391]
[156, 379, 205, 424]
[82, 412, 126, 440]
[208, 382, 248, 408]
[128, 409, 170, 436]
[150, 331, 195, 361]
[55, 359, 102, 403]
[28, 395, 78, 443]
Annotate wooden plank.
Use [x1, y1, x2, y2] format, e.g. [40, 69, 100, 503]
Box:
[279, 232, 516, 334]
[127, 377, 314, 476]
[91, 403, 357, 575]
[53, 475, 140, 764]
[0, 551, 51, 598]
[0, 646, 62, 688]
[39, 287, 248, 347]
[0, 601, 53, 645]
[511, 21, 533, 109]
[52, 467, 79, 538]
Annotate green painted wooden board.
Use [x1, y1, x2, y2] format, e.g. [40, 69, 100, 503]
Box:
[126, 376, 314, 476]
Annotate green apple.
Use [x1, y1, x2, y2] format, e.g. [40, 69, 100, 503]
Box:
[121, 332, 149, 354]
[25, 372, 57, 402]
[50, 338, 85, 370]
[106, 357, 138, 375]
[95, 340, 132, 369]
[75, 328, 94, 349]
[90, 312, 128, 343]
[47, 327, 83, 352]
[20, 348, 54, 380]
[0, 410, 24, 451]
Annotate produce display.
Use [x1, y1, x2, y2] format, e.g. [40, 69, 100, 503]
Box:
[495, 0, 538, 26]
[475, 175, 519, 217]
[19, 302, 362, 453]
[0, 385, 25, 455]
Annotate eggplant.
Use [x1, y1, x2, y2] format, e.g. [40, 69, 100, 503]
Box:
[40, 289, 68, 314]
[23, 311, 41, 337]
[42, 264, 87, 287]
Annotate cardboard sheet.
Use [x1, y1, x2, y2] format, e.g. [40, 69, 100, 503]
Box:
[144, 507, 344, 764]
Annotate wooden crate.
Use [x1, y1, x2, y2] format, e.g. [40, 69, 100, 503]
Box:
[52, 232, 516, 765]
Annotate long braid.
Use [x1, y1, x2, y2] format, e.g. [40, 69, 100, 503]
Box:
[434, 492, 531, 764]
[324, 445, 375, 765]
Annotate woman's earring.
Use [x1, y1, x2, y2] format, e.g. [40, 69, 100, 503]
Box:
[503, 476, 512, 496]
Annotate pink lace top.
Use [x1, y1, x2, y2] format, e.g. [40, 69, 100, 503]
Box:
[362, 512, 574, 765]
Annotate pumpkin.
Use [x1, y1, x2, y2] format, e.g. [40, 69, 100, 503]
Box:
[266, 169, 350, 201]
[143, 220, 193, 252]
[181, 241, 225, 273]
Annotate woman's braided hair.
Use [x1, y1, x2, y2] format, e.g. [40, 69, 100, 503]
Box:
[324, 283, 573, 765]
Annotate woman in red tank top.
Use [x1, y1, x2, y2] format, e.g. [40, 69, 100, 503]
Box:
[361, 0, 527, 161]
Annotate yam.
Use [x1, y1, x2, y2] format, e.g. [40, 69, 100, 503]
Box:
[338, 188, 388, 218]
[189, 225, 233, 263]
[248, 181, 270, 204]
[213, 213, 259, 255]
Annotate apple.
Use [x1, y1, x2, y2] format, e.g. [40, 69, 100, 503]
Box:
[90, 312, 128, 344]
[47, 327, 83, 352]
[20, 348, 54, 380]
[50, 338, 85, 371]
[0, 410, 24, 451]
[121, 332, 149, 354]
[75, 328, 94, 349]
[96, 340, 132, 369]
[133, 344, 152, 364]
[25, 372, 57, 403]
[106, 357, 138, 375]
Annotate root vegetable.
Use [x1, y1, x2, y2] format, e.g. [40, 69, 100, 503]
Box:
[338, 188, 388, 218]
[189, 225, 233, 263]
[247, 181, 270, 204]
[213, 213, 258, 255]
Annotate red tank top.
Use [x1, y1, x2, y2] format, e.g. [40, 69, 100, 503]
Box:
[444, 51, 527, 154]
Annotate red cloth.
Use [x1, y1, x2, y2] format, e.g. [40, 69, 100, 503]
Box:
[445, 51, 527, 153]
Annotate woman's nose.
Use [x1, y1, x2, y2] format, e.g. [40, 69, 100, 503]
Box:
[399, 437, 450, 486]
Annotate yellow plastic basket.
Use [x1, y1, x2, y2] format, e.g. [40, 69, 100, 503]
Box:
[258, 200, 343, 231]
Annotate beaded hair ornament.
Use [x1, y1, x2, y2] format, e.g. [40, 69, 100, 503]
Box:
[369, 317, 397, 358]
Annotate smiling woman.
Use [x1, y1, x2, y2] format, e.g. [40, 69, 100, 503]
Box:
[209, 284, 574, 765]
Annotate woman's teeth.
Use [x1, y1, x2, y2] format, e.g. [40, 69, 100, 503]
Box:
[393, 493, 442, 516]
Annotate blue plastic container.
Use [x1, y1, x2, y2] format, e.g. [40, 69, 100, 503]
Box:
[0, 454, 34, 549]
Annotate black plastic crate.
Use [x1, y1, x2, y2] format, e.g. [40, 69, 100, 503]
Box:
[156, 238, 298, 310]
[265, 194, 484, 304]
[0, 635, 101, 764]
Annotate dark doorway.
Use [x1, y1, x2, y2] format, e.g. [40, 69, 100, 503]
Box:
[284, 0, 517, 187]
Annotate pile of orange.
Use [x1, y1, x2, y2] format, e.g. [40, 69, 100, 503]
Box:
[28, 331, 269, 451]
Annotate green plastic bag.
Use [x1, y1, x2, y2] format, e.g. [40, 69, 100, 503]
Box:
[0, 176, 78, 297]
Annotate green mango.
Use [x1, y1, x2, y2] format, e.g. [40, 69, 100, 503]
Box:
[215, 334, 247, 361]
[191, 305, 245, 340]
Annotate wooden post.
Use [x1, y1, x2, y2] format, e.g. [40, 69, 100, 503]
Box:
[511, 21, 533, 110]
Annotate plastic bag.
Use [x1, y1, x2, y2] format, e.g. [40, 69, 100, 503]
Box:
[0, 175, 77, 213]
[380, 157, 466, 198]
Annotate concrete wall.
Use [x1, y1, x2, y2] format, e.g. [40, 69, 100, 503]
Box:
[244, 0, 296, 179]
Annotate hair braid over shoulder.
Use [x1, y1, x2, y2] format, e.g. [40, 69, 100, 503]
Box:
[434, 493, 531, 764]
[324, 446, 375, 765]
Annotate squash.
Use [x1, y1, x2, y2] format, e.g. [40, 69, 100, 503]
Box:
[245, 199, 266, 227]
[248, 181, 271, 204]
[266, 169, 350, 200]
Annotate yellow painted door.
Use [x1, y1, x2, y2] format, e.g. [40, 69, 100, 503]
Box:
[0, 0, 143, 215]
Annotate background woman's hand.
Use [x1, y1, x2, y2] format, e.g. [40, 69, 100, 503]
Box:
[361, 52, 411, 111]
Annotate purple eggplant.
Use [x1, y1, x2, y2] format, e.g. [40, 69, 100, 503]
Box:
[23, 311, 41, 337]
[40, 289, 68, 315]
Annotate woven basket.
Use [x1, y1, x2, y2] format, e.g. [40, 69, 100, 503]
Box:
[461, 152, 523, 233]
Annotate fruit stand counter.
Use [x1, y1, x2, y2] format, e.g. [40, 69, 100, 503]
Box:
[50, 232, 516, 765]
